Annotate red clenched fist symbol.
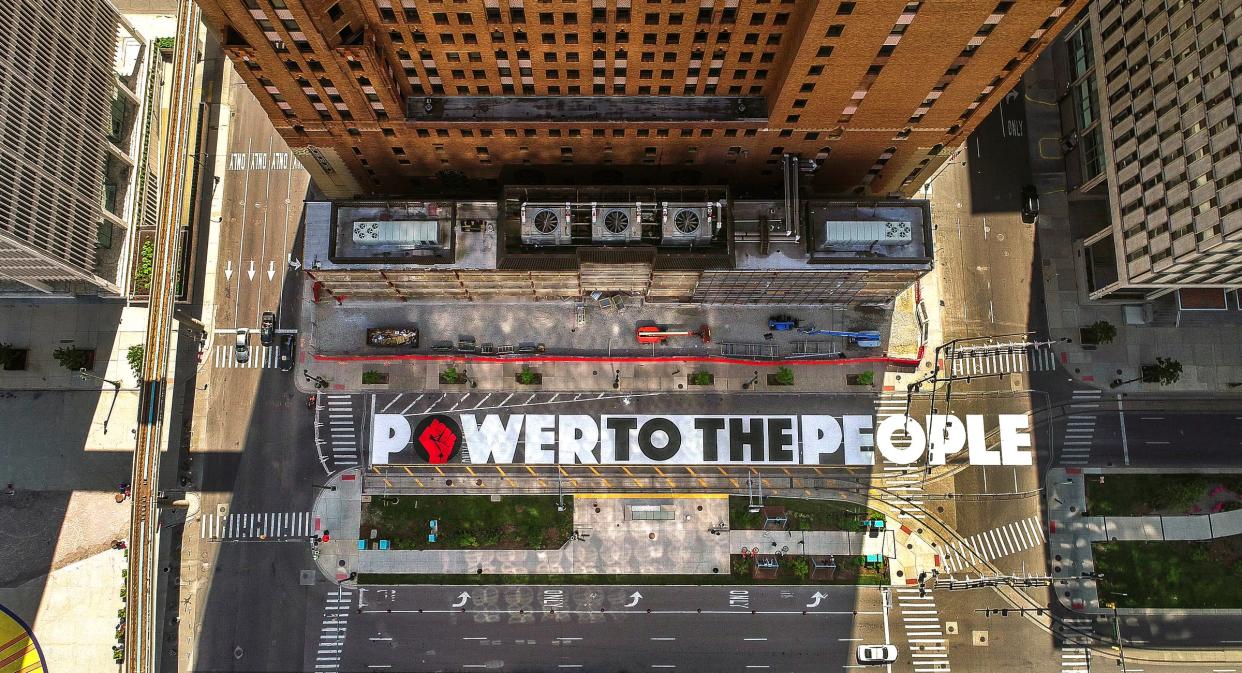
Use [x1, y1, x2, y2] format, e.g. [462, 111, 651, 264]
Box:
[418, 418, 457, 463]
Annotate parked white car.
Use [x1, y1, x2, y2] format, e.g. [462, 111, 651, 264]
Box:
[856, 644, 898, 665]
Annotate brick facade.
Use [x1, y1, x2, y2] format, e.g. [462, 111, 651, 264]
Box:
[200, 0, 1086, 198]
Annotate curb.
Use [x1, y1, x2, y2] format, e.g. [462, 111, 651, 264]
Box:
[310, 352, 922, 367]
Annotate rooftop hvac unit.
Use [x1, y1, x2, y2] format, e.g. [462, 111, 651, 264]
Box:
[351, 220, 440, 246]
[520, 202, 573, 245]
[591, 202, 642, 243]
[823, 220, 913, 245]
[660, 202, 717, 245]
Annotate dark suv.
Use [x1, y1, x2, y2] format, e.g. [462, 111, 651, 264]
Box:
[277, 333, 296, 372]
[260, 311, 276, 346]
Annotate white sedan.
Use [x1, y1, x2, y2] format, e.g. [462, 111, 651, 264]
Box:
[856, 644, 898, 665]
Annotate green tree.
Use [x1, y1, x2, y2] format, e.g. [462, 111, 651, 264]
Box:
[786, 556, 810, 580]
[773, 366, 794, 385]
[1142, 357, 1183, 385]
[516, 366, 539, 385]
[134, 240, 154, 291]
[1082, 320, 1118, 345]
[689, 371, 713, 385]
[126, 345, 144, 381]
[441, 366, 462, 384]
[52, 347, 90, 371]
[856, 370, 875, 386]
[0, 342, 24, 370]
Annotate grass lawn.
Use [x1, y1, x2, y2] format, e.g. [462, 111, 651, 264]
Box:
[1093, 538, 1242, 608]
[358, 555, 887, 586]
[1084, 474, 1242, 516]
[360, 495, 572, 550]
[729, 496, 881, 531]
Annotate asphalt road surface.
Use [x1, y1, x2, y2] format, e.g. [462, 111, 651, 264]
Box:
[337, 585, 893, 673]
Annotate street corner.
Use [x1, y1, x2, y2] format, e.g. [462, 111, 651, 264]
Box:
[0, 603, 47, 673]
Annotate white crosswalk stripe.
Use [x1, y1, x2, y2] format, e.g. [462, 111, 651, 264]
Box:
[873, 392, 925, 521]
[319, 394, 361, 470]
[948, 346, 1056, 377]
[941, 515, 1046, 573]
[894, 588, 951, 672]
[200, 511, 313, 540]
[213, 344, 279, 369]
[1061, 390, 1103, 465]
[1060, 647, 1090, 673]
[315, 586, 353, 671]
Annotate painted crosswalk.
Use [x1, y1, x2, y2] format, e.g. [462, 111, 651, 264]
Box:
[315, 586, 352, 671]
[948, 346, 1056, 377]
[317, 394, 361, 472]
[1060, 646, 1090, 673]
[941, 515, 1046, 573]
[200, 511, 313, 540]
[894, 587, 951, 673]
[875, 392, 925, 521]
[1061, 389, 1103, 466]
[213, 344, 280, 369]
[1058, 616, 1094, 672]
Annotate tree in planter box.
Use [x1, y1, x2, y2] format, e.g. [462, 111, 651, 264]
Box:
[0, 342, 27, 371]
[688, 370, 714, 386]
[771, 366, 795, 386]
[126, 345, 144, 381]
[52, 347, 92, 371]
[440, 366, 465, 384]
[1081, 320, 1117, 345]
[362, 370, 389, 384]
[856, 370, 875, 386]
[1141, 357, 1183, 385]
[516, 366, 540, 385]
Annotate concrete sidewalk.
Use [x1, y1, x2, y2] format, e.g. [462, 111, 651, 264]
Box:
[1045, 467, 1242, 615]
[295, 278, 926, 394]
[1022, 49, 1242, 393]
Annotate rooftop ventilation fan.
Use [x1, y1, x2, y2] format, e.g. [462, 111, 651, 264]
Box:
[673, 209, 700, 234]
[603, 209, 630, 234]
[533, 208, 559, 234]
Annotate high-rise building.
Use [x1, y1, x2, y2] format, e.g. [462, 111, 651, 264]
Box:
[198, 0, 1085, 199]
[1053, 0, 1242, 302]
[0, 0, 164, 294]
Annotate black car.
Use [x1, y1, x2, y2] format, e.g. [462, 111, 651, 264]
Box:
[1021, 185, 1039, 224]
[277, 333, 296, 372]
[260, 311, 276, 346]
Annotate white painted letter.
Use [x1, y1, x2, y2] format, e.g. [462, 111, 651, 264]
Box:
[800, 415, 843, 464]
[558, 415, 600, 464]
[462, 414, 524, 464]
[966, 414, 1000, 466]
[925, 415, 967, 465]
[843, 415, 875, 465]
[524, 414, 557, 463]
[371, 414, 412, 465]
[998, 414, 1033, 466]
[876, 415, 926, 465]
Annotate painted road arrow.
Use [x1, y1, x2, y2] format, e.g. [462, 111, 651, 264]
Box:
[451, 592, 471, 608]
[246, 260, 255, 280]
[806, 592, 827, 608]
[267, 260, 275, 281]
[288, 255, 302, 270]
[224, 260, 233, 281]
[624, 591, 642, 607]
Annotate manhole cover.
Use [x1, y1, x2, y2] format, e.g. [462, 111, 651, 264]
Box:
[972, 630, 988, 646]
[300, 570, 316, 586]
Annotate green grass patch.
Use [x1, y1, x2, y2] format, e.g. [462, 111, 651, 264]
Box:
[1093, 538, 1242, 608]
[358, 555, 886, 586]
[361, 494, 572, 550]
[729, 496, 882, 531]
[1085, 474, 1242, 516]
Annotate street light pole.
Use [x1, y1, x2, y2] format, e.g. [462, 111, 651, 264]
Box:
[80, 367, 121, 390]
[311, 483, 337, 492]
[1110, 597, 1129, 672]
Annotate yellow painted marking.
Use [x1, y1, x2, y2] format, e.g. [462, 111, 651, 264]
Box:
[558, 465, 569, 476]
[536, 479, 547, 488]
[526, 466, 537, 476]
[697, 478, 709, 488]
[505, 478, 518, 488]
[622, 466, 635, 476]
[729, 478, 740, 488]
[600, 478, 613, 488]
[653, 466, 666, 476]
[371, 466, 381, 474]
[569, 479, 579, 488]
[383, 479, 392, 487]
[415, 478, 425, 487]
[495, 466, 507, 476]
[465, 466, 476, 477]
[717, 466, 729, 475]
[403, 466, 413, 476]
[577, 492, 728, 499]
[664, 477, 677, 489]
[814, 467, 826, 475]
[589, 466, 601, 476]
[434, 466, 444, 476]
[782, 468, 792, 476]
[684, 466, 697, 476]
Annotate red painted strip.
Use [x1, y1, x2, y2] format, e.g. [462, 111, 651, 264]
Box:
[934, 554, 941, 567]
[341, 474, 356, 481]
[314, 517, 321, 531]
[906, 578, 918, 585]
[900, 525, 912, 535]
[1049, 521, 1056, 534]
[882, 385, 895, 392]
[1060, 352, 1068, 363]
[311, 352, 922, 367]
[1066, 468, 1082, 475]
[1082, 375, 1095, 382]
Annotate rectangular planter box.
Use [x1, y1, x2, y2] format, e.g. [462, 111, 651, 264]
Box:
[1, 348, 28, 371]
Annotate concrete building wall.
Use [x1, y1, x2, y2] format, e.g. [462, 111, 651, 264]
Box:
[197, 0, 1086, 199]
